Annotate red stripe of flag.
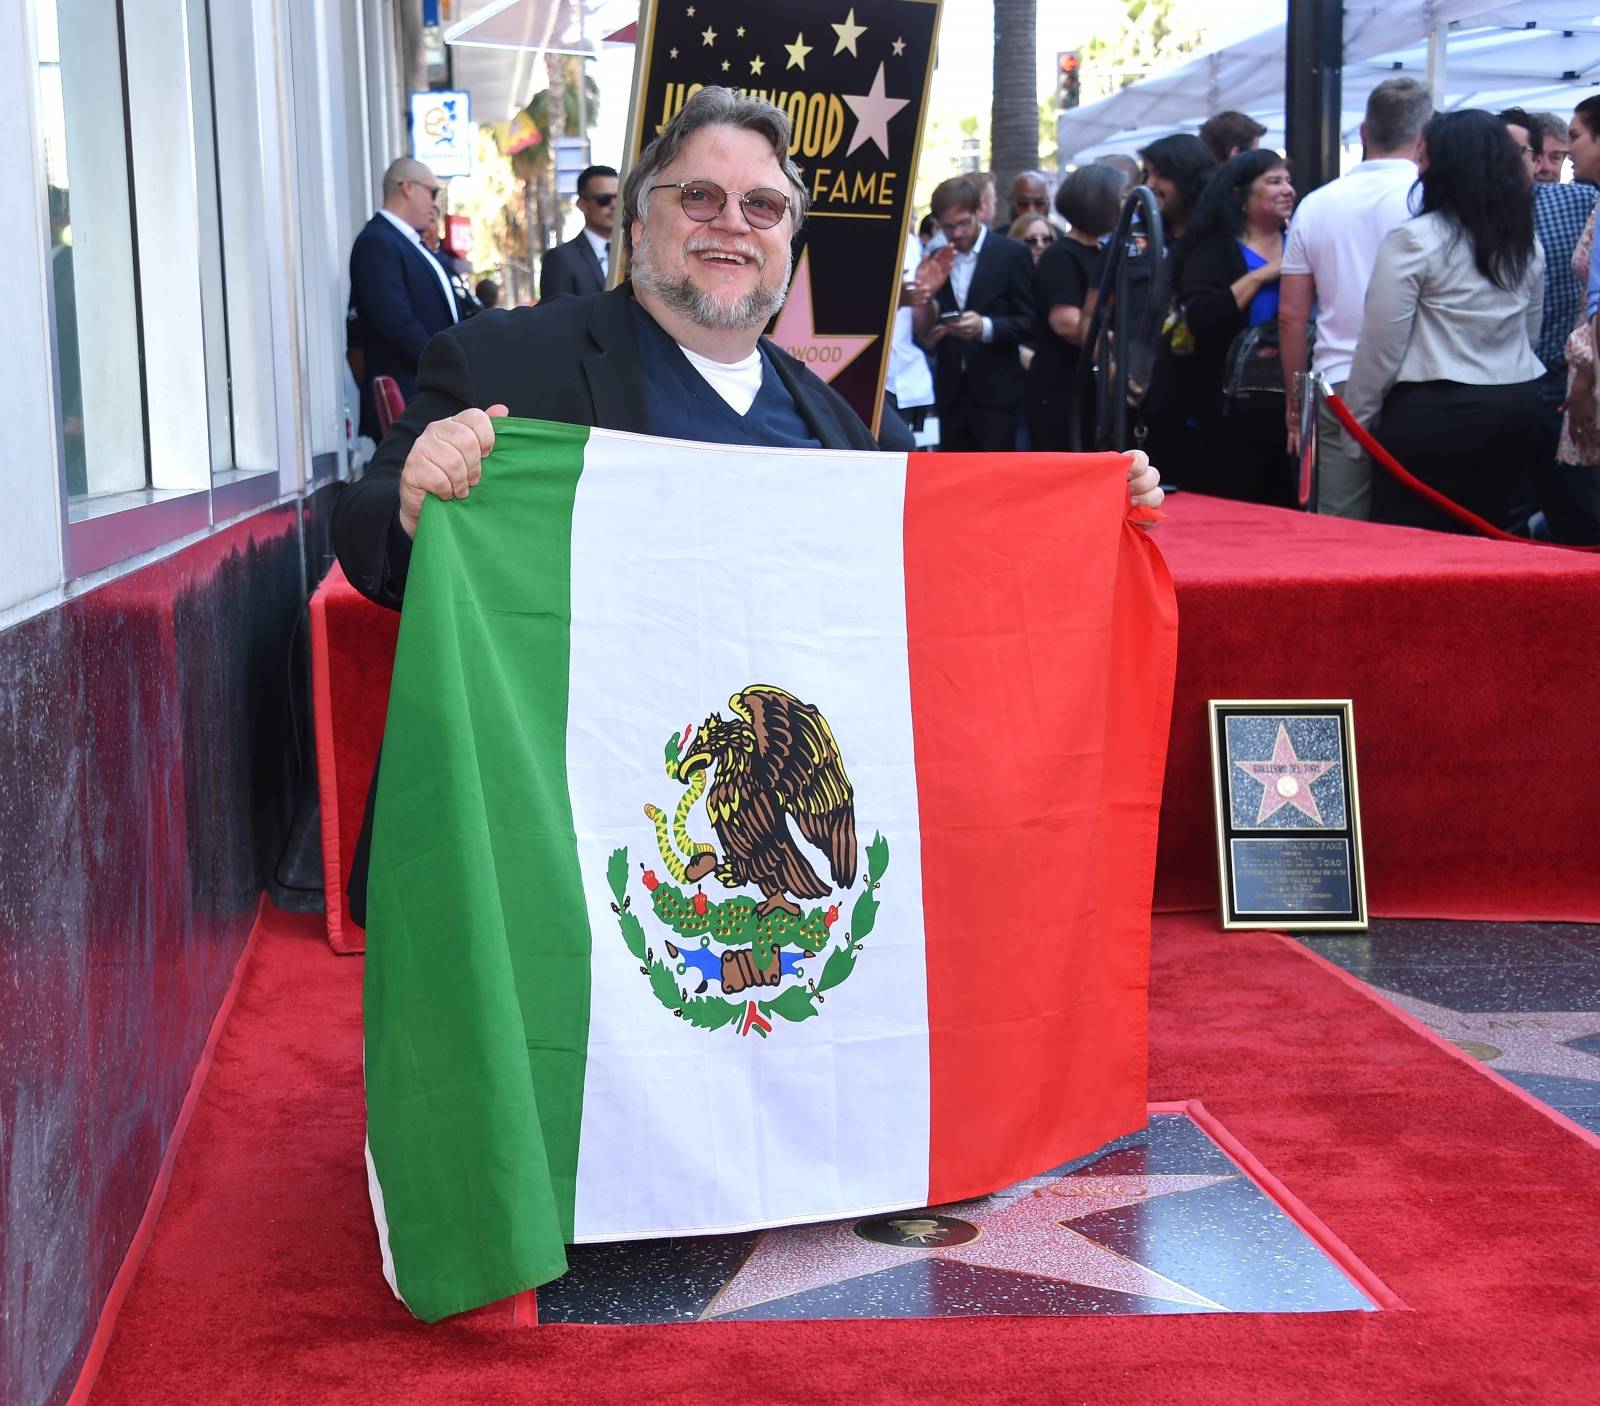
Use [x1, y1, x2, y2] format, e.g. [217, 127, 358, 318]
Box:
[902, 451, 1177, 1202]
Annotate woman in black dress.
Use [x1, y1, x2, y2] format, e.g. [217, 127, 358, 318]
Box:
[1026, 164, 1123, 450]
[1173, 149, 1298, 505]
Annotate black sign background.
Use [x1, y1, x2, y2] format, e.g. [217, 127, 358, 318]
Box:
[621, 0, 943, 434]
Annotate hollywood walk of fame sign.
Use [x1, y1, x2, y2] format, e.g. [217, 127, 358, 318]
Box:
[618, 0, 943, 433]
[1208, 700, 1368, 931]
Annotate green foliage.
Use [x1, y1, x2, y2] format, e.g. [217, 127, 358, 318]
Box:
[619, 911, 646, 963]
[650, 882, 831, 955]
[760, 986, 819, 1024]
[817, 942, 857, 993]
[609, 833, 891, 1034]
[606, 847, 628, 904]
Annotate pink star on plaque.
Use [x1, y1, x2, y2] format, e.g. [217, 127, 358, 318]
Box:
[1235, 723, 1337, 825]
[767, 247, 876, 385]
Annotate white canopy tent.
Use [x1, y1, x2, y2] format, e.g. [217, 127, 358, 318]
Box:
[1058, 1, 1600, 162]
[442, 0, 640, 123]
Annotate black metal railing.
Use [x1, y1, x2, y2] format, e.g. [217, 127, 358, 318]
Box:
[1071, 185, 1169, 452]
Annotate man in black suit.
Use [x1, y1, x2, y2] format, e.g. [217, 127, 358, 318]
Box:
[333, 90, 1164, 922]
[915, 175, 1036, 451]
[538, 164, 617, 301]
[347, 158, 460, 439]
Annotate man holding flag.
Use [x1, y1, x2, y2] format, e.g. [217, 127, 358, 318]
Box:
[332, 86, 1171, 1323]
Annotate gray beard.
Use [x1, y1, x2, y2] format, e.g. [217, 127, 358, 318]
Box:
[632, 231, 790, 330]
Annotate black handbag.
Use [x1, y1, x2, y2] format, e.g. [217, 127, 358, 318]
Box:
[1221, 316, 1314, 418]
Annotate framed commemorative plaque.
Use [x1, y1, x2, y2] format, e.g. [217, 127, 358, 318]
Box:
[1208, 700, 1368, 931]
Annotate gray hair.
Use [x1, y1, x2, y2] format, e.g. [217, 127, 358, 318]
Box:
[1364, 78, 1433, 156]
[619, 86, 809, 260]
[1533, 111, 1570, 149]
[1057, 164, 1125, 237]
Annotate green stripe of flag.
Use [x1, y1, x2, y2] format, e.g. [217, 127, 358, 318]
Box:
[364, 418, 592, 1321]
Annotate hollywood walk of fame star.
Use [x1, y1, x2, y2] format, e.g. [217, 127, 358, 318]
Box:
[842, 62, 910, 159]
[892, 36, 907, 56]
[768, 248, 876, 386]
[1378, 989, 1600, 1082]
[1235, 722, 1337, 825]
[750, 55, 766, 75]
[699, 1171, 1238, 1318]
[832, 7, 867, 56]
[785, 33, 813, 70]
[701, 25, 717, 47]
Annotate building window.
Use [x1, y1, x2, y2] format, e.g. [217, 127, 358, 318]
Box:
[36, 0, 148, 503]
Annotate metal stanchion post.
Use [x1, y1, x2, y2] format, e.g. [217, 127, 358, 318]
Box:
[1293, 370, 1326, 512]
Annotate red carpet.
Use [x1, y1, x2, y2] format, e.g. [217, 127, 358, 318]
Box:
[311, 496, 1600, 952]
[81, 904, 1600, 1405]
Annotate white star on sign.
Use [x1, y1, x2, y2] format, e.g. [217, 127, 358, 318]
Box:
[892, 36, 906, 57]
[669, 47, 679, 59]
[842, 62, 910, 159]
[785, 33, 812, 70]
[701, 25, 717, 46]
[721, 59, 730, 71]
[736, 25, 746, 38]
[686, 5, 695, 15]
[750, 55, 766, 75]
[832, 8, 867, 56]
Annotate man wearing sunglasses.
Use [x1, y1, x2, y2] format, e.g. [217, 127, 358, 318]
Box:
[540, 164, 618, 302]
[333, 86, 1164, 924]
[347, 157, 459, 441]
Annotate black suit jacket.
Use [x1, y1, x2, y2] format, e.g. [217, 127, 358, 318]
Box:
[539, 231, 607, 301]
[932, 230, 1036, 412]
[332, 283, 879, 922]
[348, 214, 459, 437]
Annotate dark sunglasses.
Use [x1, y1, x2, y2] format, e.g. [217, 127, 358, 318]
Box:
[1024, 233, 1052, 246]
[649, 179, 790, 229]
[584, 191, 617, 206]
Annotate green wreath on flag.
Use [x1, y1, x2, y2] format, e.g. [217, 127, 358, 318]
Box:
[604, 833, 889, 1039]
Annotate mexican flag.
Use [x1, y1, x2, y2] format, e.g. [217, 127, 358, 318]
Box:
[363, 418, 1178, 1322]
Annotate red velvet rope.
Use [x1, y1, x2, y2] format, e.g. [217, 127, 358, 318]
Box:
[1322, 390, 1600, 552]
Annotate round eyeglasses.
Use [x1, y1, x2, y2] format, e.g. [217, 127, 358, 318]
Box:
[648, 179, 790, 229]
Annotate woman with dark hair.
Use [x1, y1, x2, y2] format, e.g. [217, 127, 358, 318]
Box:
[1137, 133, 1217, 472]
[1170, 149, 1297, 503]
[1344, 110, 1544, 531]
[1026, 164, 1122, 449]
[1138, 134, 1214, 241]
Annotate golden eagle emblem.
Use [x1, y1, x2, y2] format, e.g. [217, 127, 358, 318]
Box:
[676, 685, 858, 918]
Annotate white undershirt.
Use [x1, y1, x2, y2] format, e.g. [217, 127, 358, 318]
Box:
[679, 343, 764, 415]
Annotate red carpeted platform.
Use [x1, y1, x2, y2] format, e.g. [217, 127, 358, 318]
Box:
[310, 493, 1600, 951]
[79, 905, 1600, 1405]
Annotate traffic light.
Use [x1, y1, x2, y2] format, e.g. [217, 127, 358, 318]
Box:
[1056, 51, 1081, 110]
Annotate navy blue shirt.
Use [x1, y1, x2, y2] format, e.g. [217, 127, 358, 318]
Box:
[630, 299, 821, 448]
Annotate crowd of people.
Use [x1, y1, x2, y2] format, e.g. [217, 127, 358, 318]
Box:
[887, 81, 1600, 541]
[348, 81, 1600, 542]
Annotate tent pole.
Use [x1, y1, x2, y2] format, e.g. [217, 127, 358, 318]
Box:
[1285, 0, 1343, 193]
[1426, 23, 1448, 107]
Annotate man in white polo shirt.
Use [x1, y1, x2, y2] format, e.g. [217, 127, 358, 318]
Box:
[1279, 78, 1433, 519]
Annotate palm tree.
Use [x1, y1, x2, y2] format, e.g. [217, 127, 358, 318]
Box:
[991, 0, 1040, 211]
[504, 57, 600, 271]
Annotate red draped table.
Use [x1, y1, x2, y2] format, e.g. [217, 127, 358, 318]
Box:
[312, 494, 1600, 952]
